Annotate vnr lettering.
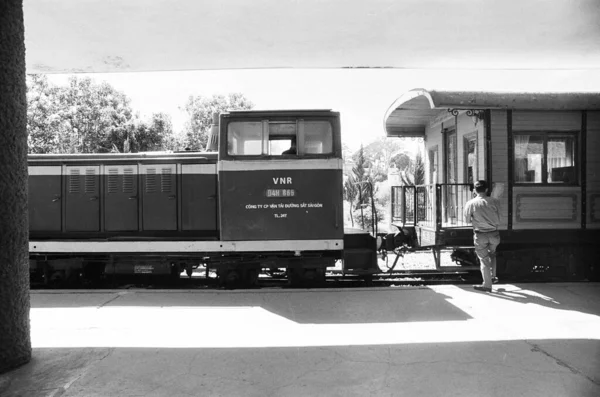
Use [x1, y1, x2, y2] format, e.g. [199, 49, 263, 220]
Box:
[272, 177, 292, 184]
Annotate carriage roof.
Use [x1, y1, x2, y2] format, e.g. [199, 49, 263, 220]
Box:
[384, 89, 600, 138]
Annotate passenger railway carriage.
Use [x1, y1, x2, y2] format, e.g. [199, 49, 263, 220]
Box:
[28, 110, 379, 286]
[384, 89, 600, 280]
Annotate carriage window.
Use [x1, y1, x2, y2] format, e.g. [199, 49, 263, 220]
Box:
[514, 134, 544, 183]
[513, 133, 577, 184]
[548, 135, 576, 183]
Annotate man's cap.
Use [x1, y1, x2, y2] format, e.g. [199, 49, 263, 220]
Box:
[474, 180, 487, 189]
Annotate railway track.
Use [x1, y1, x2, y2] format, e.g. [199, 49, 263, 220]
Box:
[30, 268, 483, 290]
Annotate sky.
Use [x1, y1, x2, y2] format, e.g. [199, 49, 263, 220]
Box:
[46, 69, 600, 152]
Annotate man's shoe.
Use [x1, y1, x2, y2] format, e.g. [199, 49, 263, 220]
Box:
[492, 277, 499, 284]
[473, 285, 492, 292]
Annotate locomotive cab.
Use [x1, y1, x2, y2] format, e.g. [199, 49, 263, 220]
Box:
[216, 110, 345, 284]
[218, 110, 344, 242]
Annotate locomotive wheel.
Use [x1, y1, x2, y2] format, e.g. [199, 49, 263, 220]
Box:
[170, 262, 181, 280]
[223, 269, 241, 287]
[185, 263, 194, 278]
[288, 267, 326, 288]
[218, 268, 259, 289]
[244, 268, 259, 287]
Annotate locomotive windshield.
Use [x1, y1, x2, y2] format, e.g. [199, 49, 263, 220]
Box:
[303, 121, 333, 154]
[227, 120, 332, 156]
[227, 121, 263, 155]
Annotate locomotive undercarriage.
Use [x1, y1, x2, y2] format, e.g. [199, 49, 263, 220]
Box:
[29, 251, 339, 288]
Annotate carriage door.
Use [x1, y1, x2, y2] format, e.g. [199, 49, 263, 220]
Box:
[142, 164, 177, 230]
[428, 146, 438, 184]
[66, 165, 100, 231]
[444, 129, 458, 224]
[29, 166, 62, 231]
[464, 133, 477, 184]
[105, 165, 139, 231]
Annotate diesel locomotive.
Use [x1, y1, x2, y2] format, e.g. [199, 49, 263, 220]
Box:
[28, 110, 380, 286]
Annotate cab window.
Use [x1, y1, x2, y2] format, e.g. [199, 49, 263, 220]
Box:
[304, 121, 332, 154]
[268, 122, 297, 155]
[227, 121, 263, 155]
[227, 119, 333, 156]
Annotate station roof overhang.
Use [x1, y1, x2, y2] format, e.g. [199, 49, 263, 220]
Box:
[384, 89, 600, 138]
[23, 0, 600, 74]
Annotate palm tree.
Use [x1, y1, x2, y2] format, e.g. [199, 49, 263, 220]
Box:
[400, 151, 425, 186]
[344, 174, 358, 226]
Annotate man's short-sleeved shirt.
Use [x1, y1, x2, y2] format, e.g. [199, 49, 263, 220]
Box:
[463, 195, 500, 232]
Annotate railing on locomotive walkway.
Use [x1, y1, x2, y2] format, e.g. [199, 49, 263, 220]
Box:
[391, 183, 474, 231]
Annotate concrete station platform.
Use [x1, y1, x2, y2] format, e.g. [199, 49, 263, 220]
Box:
[1, 283, 599, 397]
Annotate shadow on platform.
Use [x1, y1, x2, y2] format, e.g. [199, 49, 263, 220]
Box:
[1, 339, 599, 397]
[31, 287, 472, 324]
[30, 283, 600, 323]
[458, 283, 600, 317]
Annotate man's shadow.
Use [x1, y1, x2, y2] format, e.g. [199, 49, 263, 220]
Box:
[469, 284, 600, 316]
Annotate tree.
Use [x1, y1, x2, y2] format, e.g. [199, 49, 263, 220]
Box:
[362, 137, 409, 182]
[26, 75, 136, 153]
[182, 93, 254, 150]
[390, 151, 412, 171]
[163, 131, 186, 152]
[26, 75, 64, 153]
[343, 139, 424, 232]
[128, 112, 174, 152]
[26, 75, 177, 154]
[399, 151, 425, 186]
[351, 145, 368, 208]
[413, 151, 425, 185]
[341, 142, 353, 161]
[56, 76, 138, 153]
[348, 145, 383, 231]
[343, 174, 358, 227]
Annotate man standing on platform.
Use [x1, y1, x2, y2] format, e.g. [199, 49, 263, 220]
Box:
[464, 180, 501, 292]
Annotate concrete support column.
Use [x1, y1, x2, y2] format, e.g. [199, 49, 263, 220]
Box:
[0, 0, 31, 373]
